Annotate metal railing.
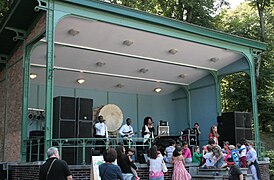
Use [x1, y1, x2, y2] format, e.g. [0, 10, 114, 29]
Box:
[25, 137, 153, 164]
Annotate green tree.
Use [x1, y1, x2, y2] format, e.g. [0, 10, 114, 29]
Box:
[0, 0, 12, 22]
[218, 2, 274, 131]
[104, 0, 229, 28]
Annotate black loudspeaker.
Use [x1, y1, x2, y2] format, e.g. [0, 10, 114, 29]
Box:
[27, 131, 44, 162]
[62, 146, 76, 165]
[53, 96, 77, 139]
[155, 136, 180, 155]
[77, 98, 93, 138]
[76, 147, 92, 165]
[217, 112, 252, 147]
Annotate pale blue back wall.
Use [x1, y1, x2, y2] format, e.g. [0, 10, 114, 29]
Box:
[29, 84, 187, 137]
[189, 75, 218, 146]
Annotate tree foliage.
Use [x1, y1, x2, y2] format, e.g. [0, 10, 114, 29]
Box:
[0, 0, 11, 22]
[104, 0, 229, 28]
[217, 2, 274, 131]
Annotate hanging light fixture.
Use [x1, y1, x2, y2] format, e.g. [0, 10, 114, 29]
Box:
[154, 87, 162, 93]
[77, 78, 85, 84]
[29, 73, 37, 79]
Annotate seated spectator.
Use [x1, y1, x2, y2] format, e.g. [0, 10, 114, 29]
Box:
[209, 139, 225, 168]
[192, 146, 203, 165]
[116, 145, 137, 180]
[182, 141, 192, 163]
[164, 139, 176, 163]
[202, 145, 215, 169]
[226, 158, 243, 180]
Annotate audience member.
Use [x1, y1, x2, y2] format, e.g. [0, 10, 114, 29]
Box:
[39, 147, 72, 180]
[172, 146, 191, 180]
[202, 145, 215, 169]
[193, 122, 201, 145]
[116, 145, 137, 180]
[148, 146, 165, 180]
[246, 140, 261, 180]
[226, 158, 244, 180]
[208, 139, 225, 168]
[182, 141, 192, 163]
[164, 139, 176, 163]
[209, 125, 220, 145]
[99, 148, 123, 180]
[239, 138, 247, 168]
[192, 146, 203, 165]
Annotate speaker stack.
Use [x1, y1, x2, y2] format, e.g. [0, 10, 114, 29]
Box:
[53, 96, 93, 165]
[217, 112, 252, 147]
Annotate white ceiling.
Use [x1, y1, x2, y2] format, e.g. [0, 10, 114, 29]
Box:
[30, 16, 243, 95]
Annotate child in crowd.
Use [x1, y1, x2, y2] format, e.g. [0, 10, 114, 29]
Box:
[192, 146, 203, 165]
[127, 148, 139, 180]
[209, 125, 219, 145]
[116, 145, 136, 180]
[226, 158, 244, 180]
[202, 145, 215, 168]
[222, 141, 230, 154]
[148, 146, 165, 180]
[209, 139, 225, 168]
[164, 139, 176, 164]
[239, 138, 247, 168]
[182, 141, 192, 163]
[172, 146, 191, 180]
[99, 148, 124, 180]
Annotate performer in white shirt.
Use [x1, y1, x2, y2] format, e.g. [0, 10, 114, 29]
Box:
[95, 115, 108, 138]
[94, 115, 108, 154]
[119, 118, 134, 146]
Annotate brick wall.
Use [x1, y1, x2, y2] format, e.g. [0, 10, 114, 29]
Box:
[0, 12, 46, 162]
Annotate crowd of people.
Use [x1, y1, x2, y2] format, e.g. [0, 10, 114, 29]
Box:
[39, 117, 262, 180]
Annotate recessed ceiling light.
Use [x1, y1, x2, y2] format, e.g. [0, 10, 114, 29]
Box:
[154, 87, 162, 93]
[139, 68, 149, 73]
[210, 57, 219, 63]
[68, 29, 80, 36]
[30, 73, 37, 79]
[96, 62, 106, 67]
[77, 79, 85, 84]
[115, 83, 124, 88]
[178, 74, 187, 78]
[123, 40, 134, 46]
[169, 49, 178, 55]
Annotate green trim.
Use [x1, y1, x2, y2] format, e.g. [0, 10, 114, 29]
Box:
[182, 86, 191, 128]
[44, 0, 55, 159]
[210, 71, 222, 116]
[61, 0, 266, 51]
[189, 83, 215, 91]
[136, 94, 139, 138]
[171, 97, 187, 101]
[21, 41, 30, 162]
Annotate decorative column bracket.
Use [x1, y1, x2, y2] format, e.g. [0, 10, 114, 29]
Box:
[5, 27, 26, 41]
[0, 55, 8, 63]
[35, 0, 49, 11]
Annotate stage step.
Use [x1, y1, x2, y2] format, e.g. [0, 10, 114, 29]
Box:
[192, 174, 223, 180]
[198, 168, 228, 176]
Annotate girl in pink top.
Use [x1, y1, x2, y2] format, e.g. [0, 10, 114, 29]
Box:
[209, 125, 219, 145]
[182, 141, 192, 163]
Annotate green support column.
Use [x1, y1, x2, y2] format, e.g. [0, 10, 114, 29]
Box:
[182, 86, 191, 128]
[44, 0, 55, 158]
[21, 44, 32, 162]
[210, 71, 222, 116]
[250, 53, 261, 155]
